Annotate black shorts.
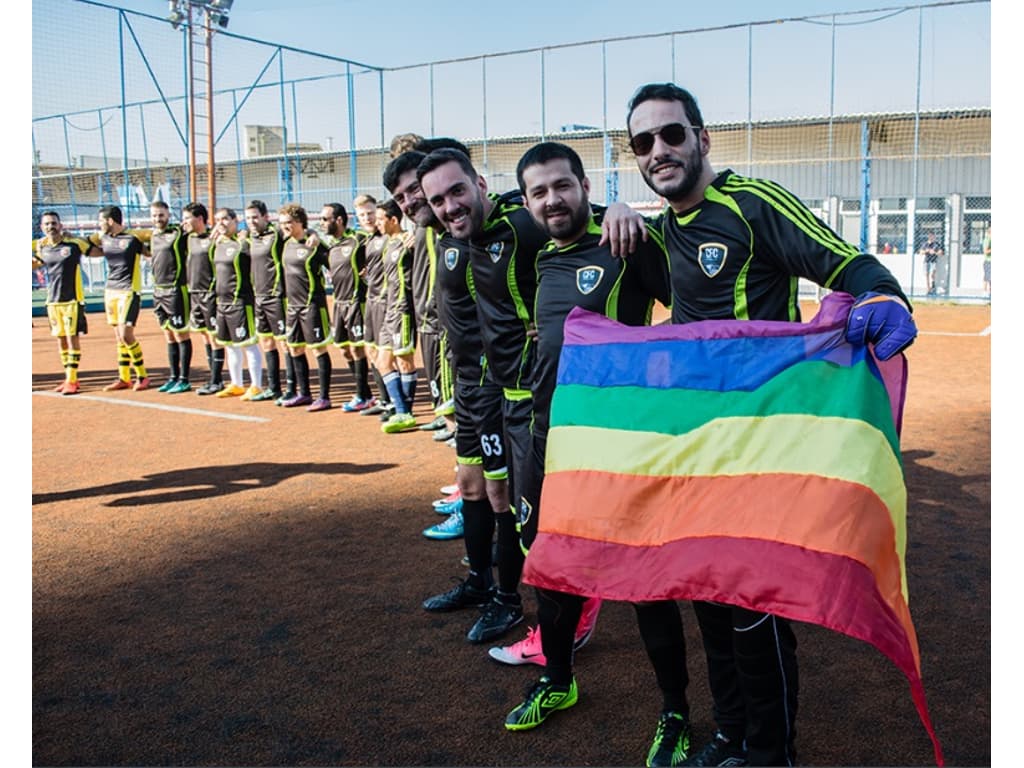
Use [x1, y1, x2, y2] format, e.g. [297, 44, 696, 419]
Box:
[419, 330, 441, 406]
[189, 290, 217, 333]
[517, 431, 547, 551]
[215, 302, 258, 345]
[255, 295, 287, 339]
[153, 286, 190, 331]
[332, 299, 366, 346]
[364, 298, 386, 348]
[502, 392, 534, 508]
[454, 374, 508, 480]
[286, 300, 331, 348]
[382, 307, 415, 354]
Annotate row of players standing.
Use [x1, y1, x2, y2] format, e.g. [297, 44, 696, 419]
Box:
[382, 82, 918, 768]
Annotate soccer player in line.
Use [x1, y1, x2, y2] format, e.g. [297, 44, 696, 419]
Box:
[181, 202, 225, 396]
[278, 203, 334, 411]
[624, 82, 917, 767]
[245, 200, 295, 402]
[146, 201, 194, 393]
[319, 203, 375, 412]
[375, 199, 421, 434]
[34, 211, 91, 395]
[209, 207, 263, 399]
[500, 142, 693, 768]
[85, 205, 151, 391]
[354, 194, 394, 419]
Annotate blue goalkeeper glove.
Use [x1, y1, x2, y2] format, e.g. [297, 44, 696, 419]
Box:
[845, 292, 917, 360]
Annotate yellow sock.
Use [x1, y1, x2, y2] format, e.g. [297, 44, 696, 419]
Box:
[117, 342, 132, 382]
[68, 350, 81, 383]
[128, 341, 148, 378]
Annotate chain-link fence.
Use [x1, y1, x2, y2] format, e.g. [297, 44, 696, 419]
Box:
[32, 0, 991, 300]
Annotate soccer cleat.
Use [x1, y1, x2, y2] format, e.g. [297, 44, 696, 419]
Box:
[360, 402, 387, 416]
[158, 379, 177, 392]
[197, 382, 224, 396]
[468, 598, 523, 644]
[307, 397, 332, 412]
[282, 393, 313, 408]
[103, 379, 132, 391]
[504, 676, 578, 731]
[133, 377, 152, 391]
[421, 576, 492, 612]
[646, 711, 692, 767]
[342, 395, 375, 412]
[61, 381, 80, 396]
[53, 381, 67, 393]
[381, 412, 417, 433]
[574, 597, 601, 651]
[423, 509, 464, 540]
[488, 625, 546, 666]
[378, 404, 397, 422]
[167, 380, 192, 394]
[275, 391, 296, 406]
[445, 436, 456, 448]
[440, 483, 458, 495]
[418, 415, 447, 431]
[681, 731, 747, 767]
[250, 388, 280, 402]
[239, 385, 263, 401]
[433, 489, 462, 510]
[433, 497, 463, 516]
[216, 384, 246, 398]
[433, 427, 456, 442]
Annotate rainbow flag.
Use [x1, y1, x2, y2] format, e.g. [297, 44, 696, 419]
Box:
[521, 292, 942, 765]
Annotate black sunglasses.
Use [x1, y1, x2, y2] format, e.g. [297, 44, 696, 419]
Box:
[628, 123, 701, 156]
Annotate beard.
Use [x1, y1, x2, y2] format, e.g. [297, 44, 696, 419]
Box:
[542, 200, 590, 242]
[641, 141, 704, 204]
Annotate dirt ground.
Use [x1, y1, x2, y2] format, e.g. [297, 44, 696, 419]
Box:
[31, 300, 990, 766]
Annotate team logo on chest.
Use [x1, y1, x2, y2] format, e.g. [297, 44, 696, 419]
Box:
[487, 241, 504, 263]
[519, 497, 533, 528]
[444, 247, 459, 271]
[341, 245, 353, 258]
[226, 246, 237, 258]
[58, 246, 70, 259]
[576, 265, 604, 295]
[697, 242, 728, 278]
[297, 248, 308, 259]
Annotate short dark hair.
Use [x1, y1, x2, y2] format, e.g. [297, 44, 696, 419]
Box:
[215, 207, 237, 220]
[416, 148, 477, 186]
[416, 137, 471, 157]
[516, 142, 585, 192]
[41, 210, 61, 221]
[323, 202, 348, 227]
[99, 205, 123, 224]
[376, 198, 402, 222]
[183, 202, 208, 222]
[149, 200, 169, 211]
[626, 83, 704, 136]
[245, 199, 268, 216]
[383, 151, 427, 193]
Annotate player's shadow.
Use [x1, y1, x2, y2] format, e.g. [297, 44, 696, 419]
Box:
[32, 461, 398, 507]
[901, 449, 989, 510]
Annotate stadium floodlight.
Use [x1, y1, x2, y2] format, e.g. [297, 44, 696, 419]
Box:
[209, 0, 234, 10]
[166, 9, 186, 29]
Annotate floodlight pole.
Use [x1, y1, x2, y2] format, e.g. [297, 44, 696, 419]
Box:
[204, 7, 215, 209]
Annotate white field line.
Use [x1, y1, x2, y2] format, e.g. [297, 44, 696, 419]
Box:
[32, 391, 271, 422]
[919, 327, 991, 337]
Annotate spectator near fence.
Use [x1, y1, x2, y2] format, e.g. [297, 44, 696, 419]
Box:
[983, 226, 991, 297]
[920, 233, 943, 296]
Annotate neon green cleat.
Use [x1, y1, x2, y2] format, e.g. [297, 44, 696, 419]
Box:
[504, 676, 578, 731]
[381, 412, 417, 434]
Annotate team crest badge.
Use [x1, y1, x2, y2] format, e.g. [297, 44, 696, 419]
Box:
[341, 246, 352, 258]
[226, 246, 236, 258]
[487, 242, 504, 263]
[58, 246, 70, 258]
[519, 497, 533, 528]
[297, 248, 308, 259]
[444, 247, 459, 270]
[576, 266, 604, 295]
[697, 242, 728, 278]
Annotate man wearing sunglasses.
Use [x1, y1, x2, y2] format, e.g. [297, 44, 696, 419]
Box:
[626, 83, 917, 767]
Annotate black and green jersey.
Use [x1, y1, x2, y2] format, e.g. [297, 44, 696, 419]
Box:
[88, 230, 147, 291]
[35, 235, 91, 304]
[435, 232, 485, 381]
[213, 234, 253, 307]
[186, 232, 215, 294]
[149, 225, 187, 291]
[533, 207, 670, 436]
[659, 169, 906, 323]
[248, 224, 286, 299]
[324, 228, 366, 304]
[381, 234, 414, 319]
[363, 233, 388, 304]
[411, 224, 441, 335]
[282, 235, 329, 307]
[466, 192, 549, 391]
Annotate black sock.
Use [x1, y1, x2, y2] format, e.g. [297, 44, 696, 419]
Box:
[372, 367, 390, 405]
[178, 339, 192, 380]
[211, 346, 225, 385]
[293, 354, 310, 396]
[317, 353, 332, 400]
[537, 588, 583, 684]
[265, 349, 280, 392]
[495, 512, 524, 595]
[354, 357, 371, 400]
[167, 342, 180, 380]
[462, 498, 496, 586]
[284, 352, 296, 395]
[635, 601, 689, 715]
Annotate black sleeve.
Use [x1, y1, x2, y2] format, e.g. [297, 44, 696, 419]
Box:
[832, 253, 912, 310]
